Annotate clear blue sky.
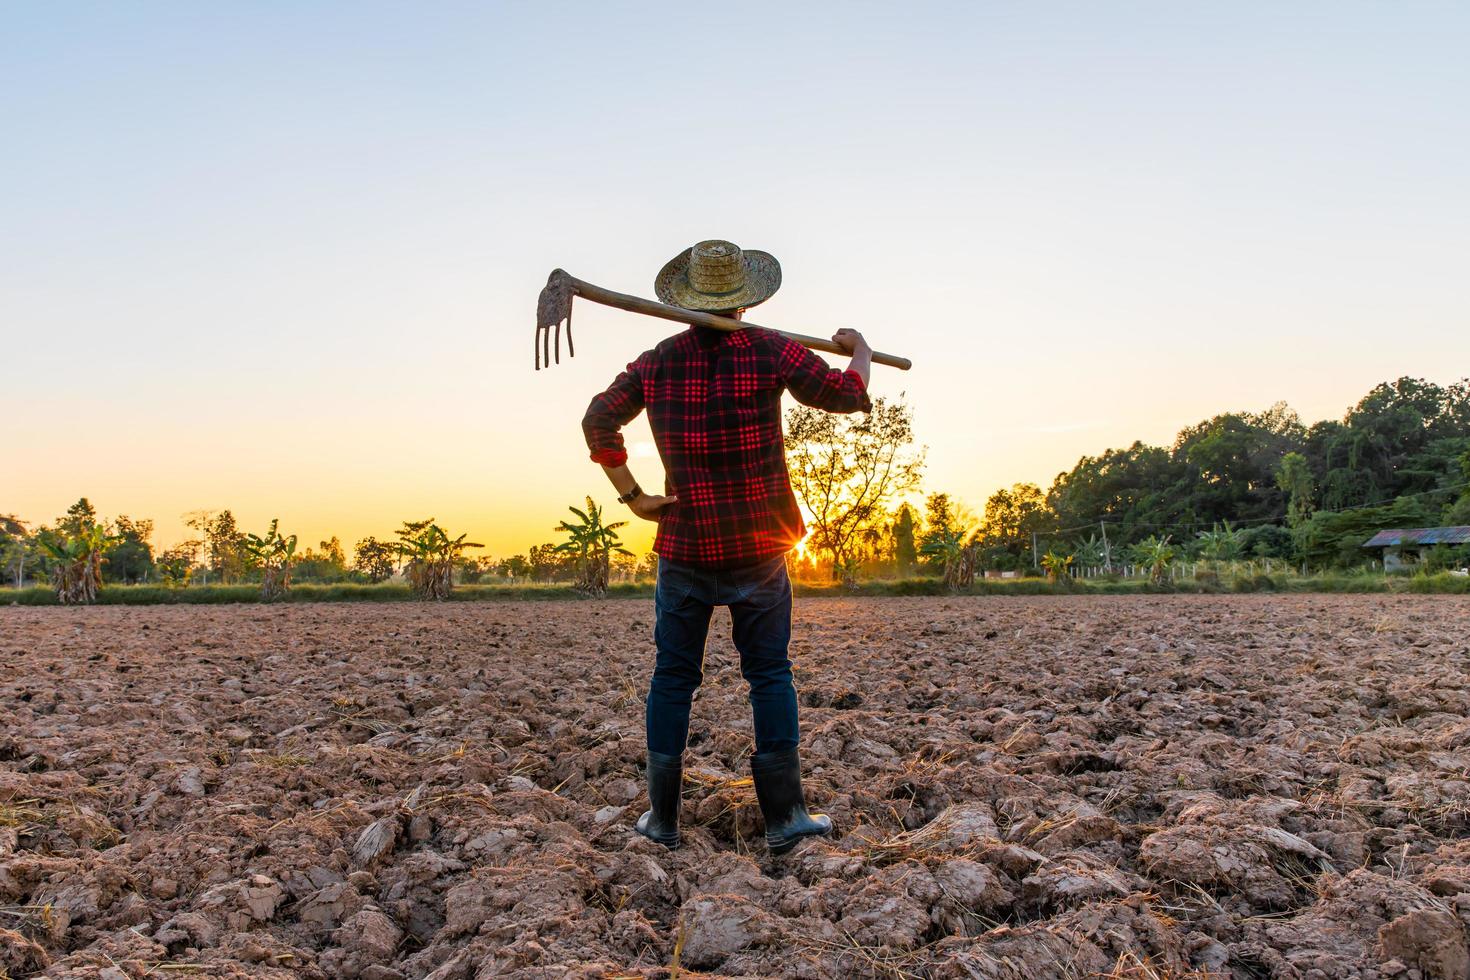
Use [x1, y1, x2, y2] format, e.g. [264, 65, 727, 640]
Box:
[5, 2, 1468, 554]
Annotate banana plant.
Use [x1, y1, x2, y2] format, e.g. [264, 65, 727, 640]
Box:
[1072, 534, 1107, 569]
[919, 528, 976, 592]
[39, 524, 119, 604]
[555, 497, 631, 596]
[1196, 521, 1243, 571]
[242, 519, 298, 601]
[1041, 550, 1075, 584]
[395, 520, 482, 600]
[1130, 534, 1177, 585]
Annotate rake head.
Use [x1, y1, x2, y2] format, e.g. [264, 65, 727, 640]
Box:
[535, 268, 576, 370]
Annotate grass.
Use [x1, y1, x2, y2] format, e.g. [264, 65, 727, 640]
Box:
[4, 571, 1466, 606]
[0, 800, 44, 831]
[669, 918, 687, 980]
[0, 581, 669, 605]
[794, 930, 934, 980]
[1101, 951, 1226, 979]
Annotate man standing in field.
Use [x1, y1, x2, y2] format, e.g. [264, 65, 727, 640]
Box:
[582, 240, 873, 854]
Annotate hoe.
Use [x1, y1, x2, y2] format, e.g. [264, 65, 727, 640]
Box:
[535, 269, 912, 372]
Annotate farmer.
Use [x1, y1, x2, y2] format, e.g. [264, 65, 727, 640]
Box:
[582, 239, 873, 853]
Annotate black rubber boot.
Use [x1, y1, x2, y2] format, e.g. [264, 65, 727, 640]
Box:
[634, 751, 682, 849]
[750, 747, 832, 855]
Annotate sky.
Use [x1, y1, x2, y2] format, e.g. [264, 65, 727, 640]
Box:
[5, 2, 1469, 558]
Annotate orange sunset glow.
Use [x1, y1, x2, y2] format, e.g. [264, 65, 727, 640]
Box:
[5, 4, 1468, 568]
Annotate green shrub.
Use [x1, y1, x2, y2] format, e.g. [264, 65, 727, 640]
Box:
[1231, 573, 1280, 593]
[1404, 572, 1470, 594]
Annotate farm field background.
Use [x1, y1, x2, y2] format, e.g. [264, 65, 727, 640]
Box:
[4, 571, 1470, 607]
[5, 595, 1470, 978]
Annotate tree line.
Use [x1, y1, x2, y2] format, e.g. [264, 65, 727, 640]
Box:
[776, 376, 1470, 583]
[0, 498, 653, 603]
[6, 375, 1467, 601]
[1032, 375, 1470, 571]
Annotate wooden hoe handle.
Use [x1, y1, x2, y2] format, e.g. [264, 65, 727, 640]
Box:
[535, 269, 912, 372]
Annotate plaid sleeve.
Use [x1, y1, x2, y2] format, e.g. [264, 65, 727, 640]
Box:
[775, 336, 872, 413]
[582, 352, 651, 466]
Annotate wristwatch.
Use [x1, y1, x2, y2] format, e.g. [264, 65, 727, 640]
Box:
[617, 484, 643, 505]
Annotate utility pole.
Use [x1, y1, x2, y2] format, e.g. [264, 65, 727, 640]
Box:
[1031, 531, 1039, 570]
[1100, 521, 1111, 571]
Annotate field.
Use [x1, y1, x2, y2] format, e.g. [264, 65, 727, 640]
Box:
[4, 596, 1470, 979]
[4, 571, 1470, 606]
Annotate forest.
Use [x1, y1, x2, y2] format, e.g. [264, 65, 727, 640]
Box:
[774, 375, 1470, 582]
[998, 375, 1470, 571]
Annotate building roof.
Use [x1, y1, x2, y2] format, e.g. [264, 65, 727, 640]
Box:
[1363, 526, 1470, 548]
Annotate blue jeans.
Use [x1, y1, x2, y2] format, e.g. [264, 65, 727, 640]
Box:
[646, 554, 799, 757]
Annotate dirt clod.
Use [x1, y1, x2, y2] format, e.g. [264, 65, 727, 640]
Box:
[1379, 908, 1470, 980]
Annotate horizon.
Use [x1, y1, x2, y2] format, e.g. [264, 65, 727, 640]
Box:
[6, 3, 1468, 558]
[10, 372, 1465, 559]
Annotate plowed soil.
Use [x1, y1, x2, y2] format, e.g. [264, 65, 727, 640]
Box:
[4, 596, 1470, 979]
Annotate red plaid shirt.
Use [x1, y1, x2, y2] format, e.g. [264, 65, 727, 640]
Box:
[583, 326, 871, 568]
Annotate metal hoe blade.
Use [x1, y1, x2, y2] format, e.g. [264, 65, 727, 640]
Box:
[535, 269, 576, 370]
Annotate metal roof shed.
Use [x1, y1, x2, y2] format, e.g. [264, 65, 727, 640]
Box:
[1362, 527, 1470, 548]
[1362, 526, 1470, 572]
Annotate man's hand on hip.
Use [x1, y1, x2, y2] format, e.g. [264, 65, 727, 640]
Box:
[599, 463, 676, 522]
[630, 493, 678, 522]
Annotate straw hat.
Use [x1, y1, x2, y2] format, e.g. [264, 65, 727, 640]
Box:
[654, 240, 781, 312]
